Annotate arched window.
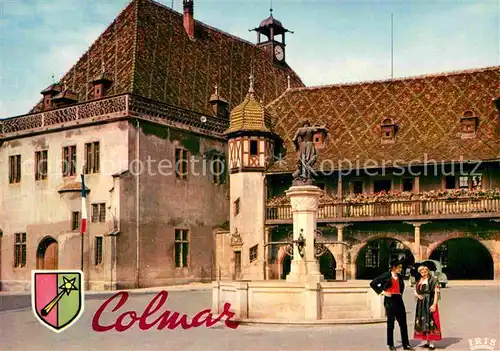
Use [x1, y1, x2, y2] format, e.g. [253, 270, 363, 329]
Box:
[365, 241, 380, 268]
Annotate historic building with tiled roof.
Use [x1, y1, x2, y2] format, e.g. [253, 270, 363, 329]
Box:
[215, 66, 500, 283]
[1, 0, 499, 292]
[0, 0, 303, 291]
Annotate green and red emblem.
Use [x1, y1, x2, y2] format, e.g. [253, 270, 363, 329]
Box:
[31, 270, 84, 333]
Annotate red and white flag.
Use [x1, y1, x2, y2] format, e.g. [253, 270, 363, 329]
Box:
[80, 173, 87, 234]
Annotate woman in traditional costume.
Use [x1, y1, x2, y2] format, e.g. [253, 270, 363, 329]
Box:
[413, 265, 442, 349]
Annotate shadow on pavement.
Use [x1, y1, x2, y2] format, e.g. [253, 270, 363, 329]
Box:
[439, 337, 462, 349]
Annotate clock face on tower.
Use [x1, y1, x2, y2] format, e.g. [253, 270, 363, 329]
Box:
[274, 45, 284, 61]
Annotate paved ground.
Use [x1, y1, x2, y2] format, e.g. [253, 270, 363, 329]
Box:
[1, 285, 499, 350]
[0, 282, 211, 312]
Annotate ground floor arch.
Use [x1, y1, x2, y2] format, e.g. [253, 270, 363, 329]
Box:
[280, 249, 337, 280]
[355, 237, 415, 279]
[36, 236, 58, 270]
[319, 249, 337, 280]
[429, 238, 494, 280]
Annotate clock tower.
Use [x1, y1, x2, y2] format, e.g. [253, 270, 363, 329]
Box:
[251, 8, 292, 64]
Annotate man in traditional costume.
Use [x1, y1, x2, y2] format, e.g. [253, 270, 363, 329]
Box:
[370, 258, 414, 351]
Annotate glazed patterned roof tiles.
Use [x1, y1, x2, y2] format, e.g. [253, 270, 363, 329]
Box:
[28, 0, 304, 117]
[266, 66, 500, 173]
[225, 89, 273, 134]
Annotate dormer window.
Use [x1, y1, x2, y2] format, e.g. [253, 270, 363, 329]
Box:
[313, 129, 326, 149]
[89, 64, 113, 100]
[40, 83, 62, 111]
[493, 96, 500, 113]
[380, 118, 397, 144]
[52, 84, 78, 108]
[460, 110, 478, 139]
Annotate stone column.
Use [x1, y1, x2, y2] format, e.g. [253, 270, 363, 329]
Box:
[285, 185, 324, 283]
[337, 178, 343, 200]
[337, 223, 351, 281]
[414, 176, 420, 192]
[405, 221, 429, 261]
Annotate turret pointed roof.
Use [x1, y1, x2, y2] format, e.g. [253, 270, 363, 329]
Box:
[224, 74, 274, 136]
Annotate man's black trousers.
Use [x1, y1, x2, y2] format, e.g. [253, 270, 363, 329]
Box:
[385, 294, 410, 347]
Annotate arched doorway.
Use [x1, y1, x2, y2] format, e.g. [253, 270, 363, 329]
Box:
[429, 238, 493, 280]
[37, 236, 58, 270]
[319, 250, 337, 280]
[356, 238, 415, 279]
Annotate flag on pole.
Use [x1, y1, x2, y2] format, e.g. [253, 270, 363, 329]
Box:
[80, 173, 87, 235]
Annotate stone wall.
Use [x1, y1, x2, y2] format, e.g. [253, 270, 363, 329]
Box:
[116, 121, 228, 289]
[0, 121, 129, 291]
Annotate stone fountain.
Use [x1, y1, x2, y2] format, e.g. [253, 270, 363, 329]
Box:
[212, 122, 385, 324]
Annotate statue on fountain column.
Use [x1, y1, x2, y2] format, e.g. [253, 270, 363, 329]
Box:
[291, 120, 327, 185]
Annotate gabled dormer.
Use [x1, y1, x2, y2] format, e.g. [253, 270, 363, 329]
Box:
[90, 64, 113, 99]
[460, 110, 479, 139]
[52, 83, 78, 108]
[40, 83, 62, 111]
[380, 118, 398, 144]
[313, 128, 327, 150]
[208, 85, 229, 119]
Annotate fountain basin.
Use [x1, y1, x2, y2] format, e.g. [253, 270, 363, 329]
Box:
[212, 280, 386, 324]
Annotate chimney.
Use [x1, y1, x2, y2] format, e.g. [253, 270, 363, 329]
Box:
[183, 0, 194, 39]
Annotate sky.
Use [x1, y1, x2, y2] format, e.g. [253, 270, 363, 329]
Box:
[0, 0, 498, 118]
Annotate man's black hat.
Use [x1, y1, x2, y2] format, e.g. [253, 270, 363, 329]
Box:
[389, 257, 406, 268]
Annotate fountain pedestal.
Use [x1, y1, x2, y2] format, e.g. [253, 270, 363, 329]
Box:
[211, 186, 385, 324]
[285, 185, 324, 284]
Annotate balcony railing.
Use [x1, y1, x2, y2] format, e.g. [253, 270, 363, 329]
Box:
[266, 198, 500, 222]
[0, 94, 228, 138]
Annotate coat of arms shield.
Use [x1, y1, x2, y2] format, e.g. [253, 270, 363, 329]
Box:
[31, 270, 84, 333]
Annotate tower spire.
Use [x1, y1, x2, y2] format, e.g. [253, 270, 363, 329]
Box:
[248, 71, 255, 95]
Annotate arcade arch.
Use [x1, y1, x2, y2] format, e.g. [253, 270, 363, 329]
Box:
[355, 237, 415, 279]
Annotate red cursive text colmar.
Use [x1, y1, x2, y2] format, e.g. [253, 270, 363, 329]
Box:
[92, 291, 240, 332]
